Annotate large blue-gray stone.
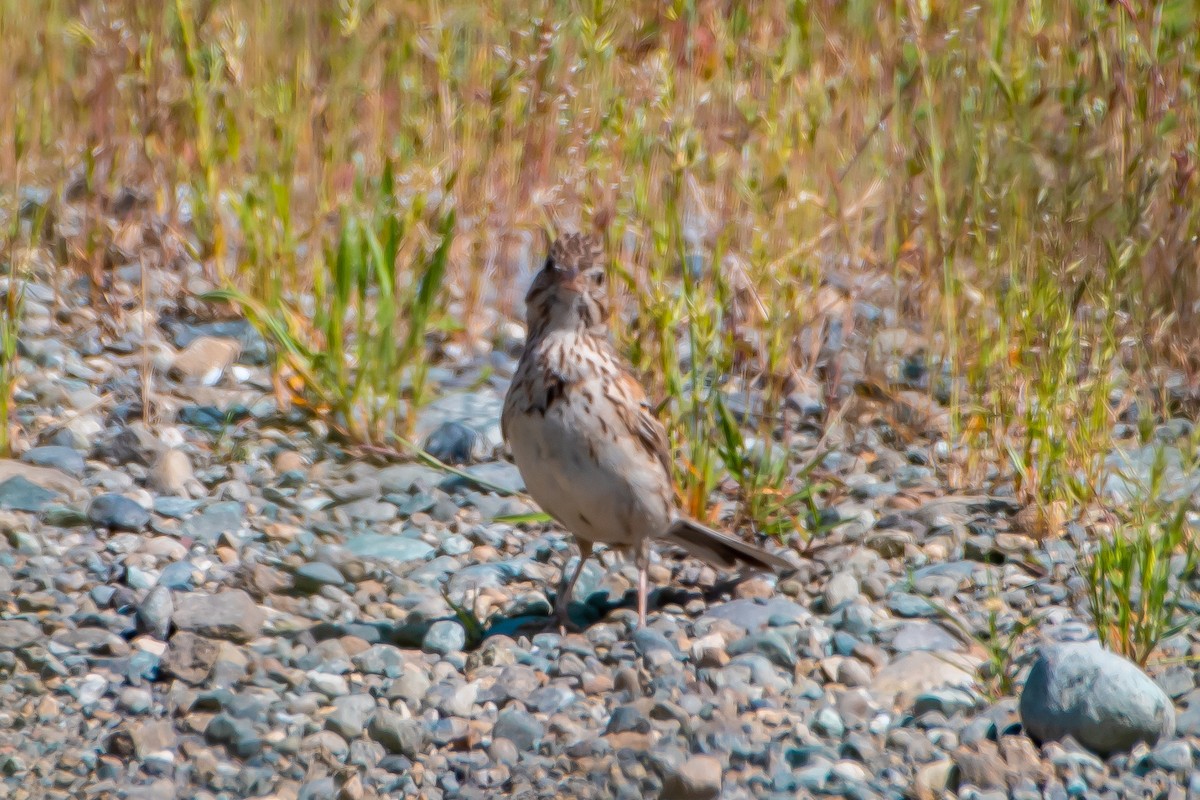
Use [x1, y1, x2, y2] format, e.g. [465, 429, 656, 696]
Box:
[1019, 641, 1175, 756]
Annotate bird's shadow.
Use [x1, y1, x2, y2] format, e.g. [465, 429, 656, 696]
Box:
[474, 578, 746, 641]
[299, 580, 747, 652]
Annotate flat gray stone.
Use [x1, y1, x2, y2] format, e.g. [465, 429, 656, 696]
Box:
[0, 619, 40, 650]
[0, 476, 58, 512]
[87, 493, 150, 531]
[376, 463, 443, 494]
[180, 501, 244, 544]
[344, 533, 434, 563]
[172, 589, 264, 643]
[20, 446, 85, 477]
[699, 597, 812, 631]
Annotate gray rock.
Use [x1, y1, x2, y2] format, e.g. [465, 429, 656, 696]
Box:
[172, 590, 264, 643]
[415, 391, 503, 446]
[40, 504, 88, 527]
[344, 533, 435, 563]
[727, 631, 795, 669]
[812, 707, 846, 738]
[700, 597, 811, 631]
[422, 620, 466, 655]
[118, 687, 154, 715]
[1143, 740, 1193, 773]
[633, 627, 682, 659]
[325, 694, 378, 739]
[368, 709, 426, 757]
[339, 498, 398, 522]
[157, 561, 197, 591]
[20, 446, 86, 477]
[180, 502, 244, 544]
[1154, 664, 1195, 699]
[661, 754, 723, 800]
[914, 687, 980, 717]
[87, 493, 150, 531]
[297, 778, 337, 800]
[376, 463, 443, 494]
[1019, 641, 1175, 756]
[205, 712, 263, 758]
[136, 585, 173, 640]
[352, 644, 407, 677]
[293, 562, 345, 593]
[0, 476, 58, 512]
[0, 619, 40, 650]
[153, 496, 200, 519]
[492, 708, 543, 752]
[440, 461, 525, 495]
[1101, 444, 1200, 504]
[423, 421, 481, 465]
[129, 719, 175, 759]
[888, 592, 939, 618]
[327, 476, 381, 503]
[888, 621, 963, 653]
[824, 572, 860, 610]
[125, 565, 157, 590]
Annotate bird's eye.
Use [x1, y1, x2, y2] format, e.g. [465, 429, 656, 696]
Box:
[593, 271, 605, 286]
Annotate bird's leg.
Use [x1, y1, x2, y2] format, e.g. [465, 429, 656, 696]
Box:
[636, 539, 649, 628]
[555, 540, 592, 632]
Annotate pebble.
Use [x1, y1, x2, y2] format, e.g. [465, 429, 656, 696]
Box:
[136, 585, 174, 640]
[87, 493, 151, 531]
[150, 448, 195, 495]
[293, 561, 346, 593]
[325, 694, 378, 739]
[492, 708, 544, 752]
[170, 336, 240, 385]
[172, 590, 265, 643]
[20, 445, 86, 477]
[0, 475, 59, 512]
[368, 710, 426, 757]
[661, 754, 723, 800]
[422, 620, 467, 655]
[824, 572, 860, 610]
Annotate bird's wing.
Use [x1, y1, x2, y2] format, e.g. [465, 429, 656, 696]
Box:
[610, 369, 674, 482]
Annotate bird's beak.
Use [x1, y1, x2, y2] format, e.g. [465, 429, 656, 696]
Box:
[559, 270, 583, 292]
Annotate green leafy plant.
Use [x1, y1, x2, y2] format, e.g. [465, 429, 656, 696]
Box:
[0, 269, 24, 458]
[1082, 449, 1199, 666]
[206, 166, 456, 444]
[713, 391, 833, 541]
[924, 578, 1046, 701]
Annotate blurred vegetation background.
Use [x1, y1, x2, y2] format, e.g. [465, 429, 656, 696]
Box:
[2, 0, 1199, 543]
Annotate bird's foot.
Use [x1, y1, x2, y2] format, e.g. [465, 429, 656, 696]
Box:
[553, 606, 584, 635]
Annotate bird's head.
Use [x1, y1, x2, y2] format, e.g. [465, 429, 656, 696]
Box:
[525, 232, 609, 336]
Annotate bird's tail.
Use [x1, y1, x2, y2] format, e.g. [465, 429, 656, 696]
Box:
[661, 519, 792, 574]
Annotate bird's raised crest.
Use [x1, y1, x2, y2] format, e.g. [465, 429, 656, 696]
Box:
[548, 232, 606, 271]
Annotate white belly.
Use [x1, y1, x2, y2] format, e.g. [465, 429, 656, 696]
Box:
[505, 393, 673, 549]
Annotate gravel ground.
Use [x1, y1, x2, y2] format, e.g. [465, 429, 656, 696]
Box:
[0, 265, 1197, 800]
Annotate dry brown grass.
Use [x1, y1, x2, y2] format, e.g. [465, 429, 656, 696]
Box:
[2, 0, 1199, 509]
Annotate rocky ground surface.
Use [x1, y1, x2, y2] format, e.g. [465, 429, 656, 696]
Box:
[0, 266, 1198, 800]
